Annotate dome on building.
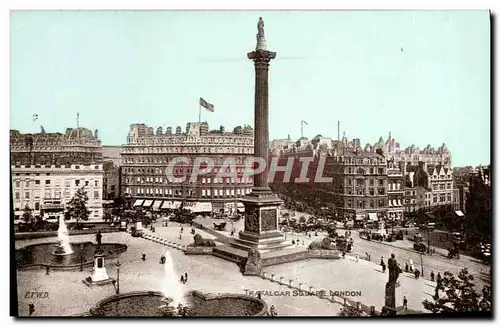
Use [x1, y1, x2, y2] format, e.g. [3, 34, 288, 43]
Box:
[65, 127, 95, 140]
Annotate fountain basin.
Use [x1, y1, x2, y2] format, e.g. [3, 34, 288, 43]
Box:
[89, 290, 268, 316]
[16, 242, 127, 271]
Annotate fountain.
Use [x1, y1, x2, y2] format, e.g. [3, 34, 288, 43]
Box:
[53, 215, 74, 255]
[89, 250, 268, 316]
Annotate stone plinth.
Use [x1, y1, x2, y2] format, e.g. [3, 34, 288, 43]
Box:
[381, 282, 403, 316]
[82, 249, 114, 287]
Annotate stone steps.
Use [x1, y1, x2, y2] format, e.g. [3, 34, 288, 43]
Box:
[141, 233, 187, 252]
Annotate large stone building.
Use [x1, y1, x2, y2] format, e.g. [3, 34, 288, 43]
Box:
[386, 158, 404, 221]
[102, 146, 122, 200]
[10, 127, 104, 221]
[120, 122, 254, 215]
[271, 136, 388, 222]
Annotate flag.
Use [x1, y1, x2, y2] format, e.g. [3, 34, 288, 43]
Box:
[33, 114, 38, 122]
[200, 97, 214, 112]
[301, 120, 308, 125]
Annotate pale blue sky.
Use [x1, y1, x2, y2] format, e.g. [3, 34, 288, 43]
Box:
[10, 11, 490, 166]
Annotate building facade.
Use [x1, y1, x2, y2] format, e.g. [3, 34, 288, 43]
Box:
[386, 159, 404, 221]
[120, 122, 254, 214]
[10, 128, 104, 221]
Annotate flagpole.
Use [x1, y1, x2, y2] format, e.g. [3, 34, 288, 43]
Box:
[199, 103, 201, 123]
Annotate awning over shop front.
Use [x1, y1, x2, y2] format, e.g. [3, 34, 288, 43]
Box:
[368, 213, 378, 221]
[455, 210, 465, 217]
[196, 202, 212, 213]
[388, 200, 392, 207]
[355, 214, 364, 221]
[143, 200, 153, 208]
[152, 200, 163, 211]
[133, 199, 144, 207]
[183, 202, 196, 212]
[397, 200, 402, 206]
[161, 201, 173, 209]
[173, 201, 182, 209]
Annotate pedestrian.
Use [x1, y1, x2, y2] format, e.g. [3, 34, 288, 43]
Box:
[269, 305, 278, 317]
[292, 240, 295, 245]
[356, 253, 359, 262]
[181, 227, 184, 233]
[405, 262, 409, 273]
[414, 269, 420, 279]
[409, 260, 414, 273]
[430, 271, 435, 282]
[179, 233, 182, 240]
[180, 275, 185, 284]
[142, 253, 146, 261]
[342, 251, 346, 259]
[380, 256, 384, 266]
[46, 266, 50, 275]
[302, 240, 304, 246]
[403, 296, 408, 311]
[437, 272, 442, 285]
[382, 262, 386, 273]
[28, 302, 35, 316]
[309, 233, 311, 238]
[184, 272, 188, 283]
[160, 255, 165, 264]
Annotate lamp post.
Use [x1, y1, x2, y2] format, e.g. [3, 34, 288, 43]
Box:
[80, 244, 84, 272]
[116, 259, 121, 294]
[419, 252, 424, 277]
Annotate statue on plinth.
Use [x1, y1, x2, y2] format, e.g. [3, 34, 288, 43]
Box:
[256, 17, 267, 50]
[381, 253, 402, 316]
[387, 253, 401, 284]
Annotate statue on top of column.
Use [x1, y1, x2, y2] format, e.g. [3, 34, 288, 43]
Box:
[257, 17, 265, 39]
[256, 17, 267, 51]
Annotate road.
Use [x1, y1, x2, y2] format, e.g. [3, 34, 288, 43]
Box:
[283, 228, 490, 292]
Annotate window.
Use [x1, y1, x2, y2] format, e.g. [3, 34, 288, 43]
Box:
[15, 192, 20, 200]
[446, 183, 451, 189]
[85, 181, 89, 186]
[35, 202, 40, 210]
[347, 179, 352, 186]
[95, 180, 99, 187]
[55, 191, 61, 198]
[440, 194, 446, 202]
[34, 190, 40, 199]
[378, 179, 384, 186]
[207, 189, 211, 196]
[64, 190, 70, 198]
[370, 200, 374, 208]
[378, 168, 384, 174]
[35, 180, 40, 185]
[65, 180, 70, 187]
[202, 189, 206, 196]
[347, 200, 352, 208]
[433, 195, 437, 203]
[75, 180, 80, 186]
[370, 167, 374, 174]
[447, 194, 452, 202]
[356, 179, 364, 186]
[369, 188, 374, 196]
[378, 199, 384, 207]
[45, 180, 51, 185]
[219, 189, 223, 196]
[370, 179, 374, 186]
[25, 181, 30, 187]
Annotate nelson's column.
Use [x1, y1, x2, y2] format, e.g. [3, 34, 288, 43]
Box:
[216, 18, 306, 272]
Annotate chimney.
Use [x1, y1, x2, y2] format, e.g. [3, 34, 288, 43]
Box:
[337, 121, 340, 141]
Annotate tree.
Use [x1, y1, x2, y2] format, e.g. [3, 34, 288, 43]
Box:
[22, 205, 35, 224]
[422, 268, 491, 313]
[337, 304, 363, 316]
[65, 186, 90, 229]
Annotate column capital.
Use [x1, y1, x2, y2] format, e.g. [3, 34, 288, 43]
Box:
[247, 49, 277, 63]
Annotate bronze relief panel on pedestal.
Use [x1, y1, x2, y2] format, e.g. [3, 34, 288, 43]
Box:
[260, 208, 277, 231]
[244, 205, 260, 233]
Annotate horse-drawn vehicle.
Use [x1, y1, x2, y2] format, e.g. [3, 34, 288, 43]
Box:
[213, 222, 227, 231]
